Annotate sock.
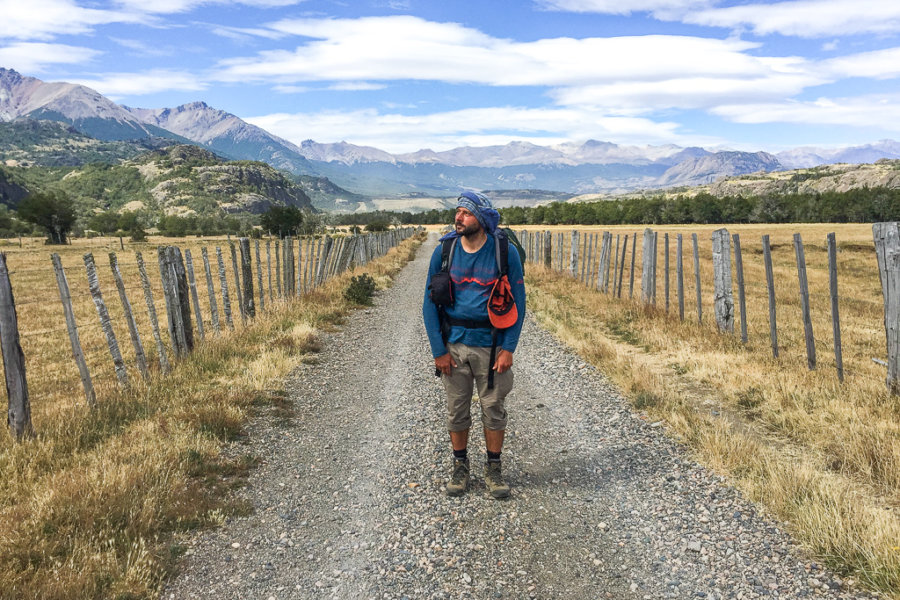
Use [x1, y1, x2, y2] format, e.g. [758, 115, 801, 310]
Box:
[487, 451, 501, 463]
[453, 448, 468, 462]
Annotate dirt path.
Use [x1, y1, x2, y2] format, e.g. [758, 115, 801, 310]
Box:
[162, 233, 875, 600]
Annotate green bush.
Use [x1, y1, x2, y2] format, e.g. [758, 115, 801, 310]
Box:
[343, 273, 377, 305]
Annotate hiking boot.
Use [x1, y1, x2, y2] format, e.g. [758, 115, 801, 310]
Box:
[446, 459, 470, 497]
[484, 461, 511, 499]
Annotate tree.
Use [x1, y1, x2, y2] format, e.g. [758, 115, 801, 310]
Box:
[17, 191, 76, 244]
[260, 206, 304, 238]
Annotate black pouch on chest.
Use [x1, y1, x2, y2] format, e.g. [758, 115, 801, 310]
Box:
[429, 271, 453, 306]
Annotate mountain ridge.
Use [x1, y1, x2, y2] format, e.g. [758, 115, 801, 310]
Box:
[5, 68, 900, 199]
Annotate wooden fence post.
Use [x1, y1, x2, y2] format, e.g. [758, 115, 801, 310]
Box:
[183, 249, 205, 342]
[711, 228, 734, 333]
[692, 233, 702, 324]
[266, 240, 273, 303]
[255, 239, 265, 312]
[762, 235, 779, 358]
[793, 233, 816, 370]
[543, 231, 552, 268]
[275, 239, 282, 298]
[651, 231, 658, 306]
[0, 253, 32, 439]
[732, 234, 748, 343]
[873, 222, 900, 393]
[617, 234, 627, 298]
[626, 232, 636, 299]
[664, 233, 670, 312]
[84, 252, 128, 386]
[52, 253, 95, 406]
[200, 248, 220, 335]
[676, 234, 684, 321]
[239, 238, 255, 318]
[316, 236, 334, 287]
[109, 252, 149, 378]
[136, 252, 170, 371]
[229, 242, 245, 322]
[172, 246, 194, 353]
[569, 231, 579, 277]
[827, 232, 844, 382]
[215, 247, 234, 329]
[294, 236, 303, 296]
[641, 228, 654, 304]
[613, 234, 621, 296]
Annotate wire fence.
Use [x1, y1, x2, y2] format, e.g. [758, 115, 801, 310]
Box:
[0, 228, 420, 439]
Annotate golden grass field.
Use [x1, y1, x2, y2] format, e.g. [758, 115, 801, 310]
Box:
[516, 223, 899, 597]
[0, 232, 425, 599]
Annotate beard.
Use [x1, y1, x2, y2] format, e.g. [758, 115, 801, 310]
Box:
[455, 220, 482, 237]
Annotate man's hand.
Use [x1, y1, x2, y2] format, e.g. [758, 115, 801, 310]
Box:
[435, 352, 457, 376]
[493, 349, 513, 373]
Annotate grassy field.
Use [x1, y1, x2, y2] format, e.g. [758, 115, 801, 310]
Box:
[0, 231, 425, 599]
[517, 222, 899, 597]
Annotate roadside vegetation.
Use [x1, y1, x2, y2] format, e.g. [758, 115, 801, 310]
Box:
[0, 232, 425, 600]
[524, 223, 899, 598]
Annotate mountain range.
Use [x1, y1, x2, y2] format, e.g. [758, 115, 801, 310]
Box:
[4, 67, 900, 211]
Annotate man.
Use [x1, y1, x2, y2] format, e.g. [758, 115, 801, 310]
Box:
[422, 192, 526, 498]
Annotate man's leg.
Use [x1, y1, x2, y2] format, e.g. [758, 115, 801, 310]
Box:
[483, 427, 504, 454]
[471, 347, 513, 499]
[442, 344, 474, 496]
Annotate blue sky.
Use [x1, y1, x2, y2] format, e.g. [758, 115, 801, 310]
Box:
[3, 0, 900, 153]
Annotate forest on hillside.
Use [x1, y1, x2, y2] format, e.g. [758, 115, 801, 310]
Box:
[335, 187, 900, 227]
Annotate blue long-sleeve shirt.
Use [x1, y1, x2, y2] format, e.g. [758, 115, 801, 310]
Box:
[422, 233, 526, 359]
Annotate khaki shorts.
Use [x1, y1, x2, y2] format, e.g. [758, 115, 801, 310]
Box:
[441, 342, 513, 431]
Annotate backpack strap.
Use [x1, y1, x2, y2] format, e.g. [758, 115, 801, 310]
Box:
[440, 237, 457, 272]
[493, 229, 509, 277]
[488, 230, 510, 390]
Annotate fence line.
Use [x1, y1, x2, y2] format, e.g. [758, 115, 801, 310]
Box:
[0, 229, 419, 438]
[520, 223, 900, 393]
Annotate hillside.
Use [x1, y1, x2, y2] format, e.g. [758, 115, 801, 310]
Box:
[5, 145, 313, 222]
[0, 119, 174, 167]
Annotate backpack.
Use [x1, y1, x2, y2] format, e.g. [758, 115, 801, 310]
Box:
[429, 229, 523, 388]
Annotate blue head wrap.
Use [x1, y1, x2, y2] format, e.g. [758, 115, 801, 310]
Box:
[456, 191, 500, 234]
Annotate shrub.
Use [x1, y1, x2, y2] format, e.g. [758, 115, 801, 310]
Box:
[343, 273, 377, 305]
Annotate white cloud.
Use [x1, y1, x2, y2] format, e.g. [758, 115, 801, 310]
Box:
[70, 70, 207, 97]
[685, 0, 900, 38]
[0, 42, 100, 73]
[552, 70, 821, 112]
[329, 82, 387, 91]
[214, 16, 773, 89]
[537, 0, 712, 16]
[245, 106, 719, 153]
[820, 47, 900, 80]
[0, 0, 143, 41]
[712, 94, 900, 131]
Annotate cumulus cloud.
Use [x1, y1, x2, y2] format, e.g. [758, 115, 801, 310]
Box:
[684, 0, 900, 38]
[537, 0, 712, 16]
[69, 69, 208, 97]
[820, 47, 900, 80]
[245, 106, 718, 153]
[712, 94, 900, 131]
[0, 42, 100, 73]
[0, 0, 143, 41]
[213, 15, 775, 90]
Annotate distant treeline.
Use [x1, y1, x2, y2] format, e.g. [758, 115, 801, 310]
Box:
[336, 187, 900, 226]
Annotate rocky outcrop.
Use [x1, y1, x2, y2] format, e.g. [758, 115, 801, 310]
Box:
[708, 159, 900, 197]
[658, 152, 783, 187]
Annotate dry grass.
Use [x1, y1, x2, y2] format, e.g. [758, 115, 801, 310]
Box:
[522, 223, 900, 598]
[0, 232, 425, 600]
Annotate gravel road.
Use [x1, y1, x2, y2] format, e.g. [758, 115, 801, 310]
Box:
[163, 233, 878, 600]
